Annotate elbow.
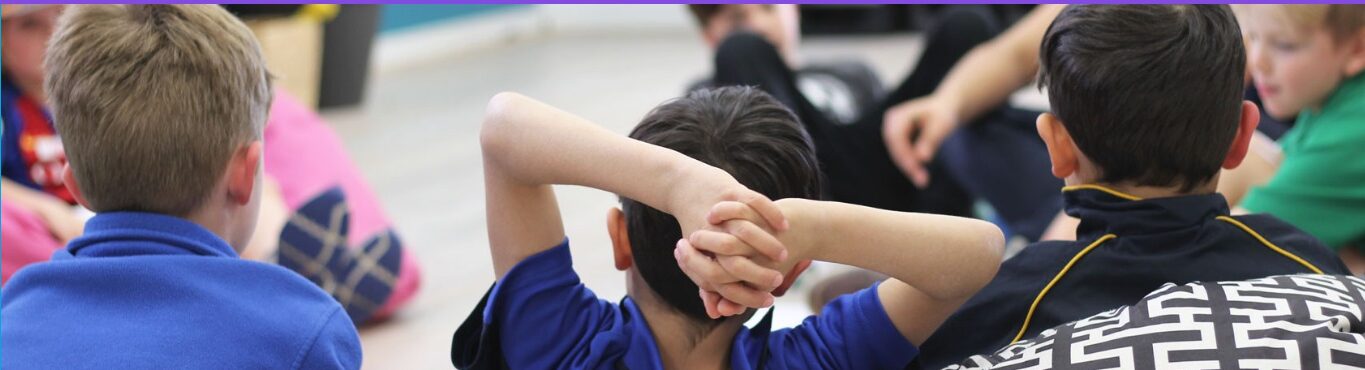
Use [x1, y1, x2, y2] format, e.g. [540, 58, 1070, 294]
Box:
[969, 220, 1006, 285]
[480, 92, 527, 161]
[977, 220, 1006, 267]
[934, 220, 1005, 302]
[966, 221, 1005, 295]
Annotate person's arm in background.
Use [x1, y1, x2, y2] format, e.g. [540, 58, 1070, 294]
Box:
[1217, 131, 1282, 206]
[883, 4, 1065, 187]
[678, 199, 1005, 345]
[480, 93, 789, 307]
[1, 178, 83, 242]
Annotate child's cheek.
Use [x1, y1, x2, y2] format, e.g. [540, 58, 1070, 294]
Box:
[2, 35, 49, 84]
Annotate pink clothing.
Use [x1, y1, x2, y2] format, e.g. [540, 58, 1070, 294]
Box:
[1, 201, 63, 285]
[264, 90, 421, 319]
[1, 90, 420, 319]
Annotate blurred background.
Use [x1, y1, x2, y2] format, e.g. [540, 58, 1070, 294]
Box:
[233, 5, 1046, 369]
[9, 5, 1365, 369]
[2, 5, 1042, 369]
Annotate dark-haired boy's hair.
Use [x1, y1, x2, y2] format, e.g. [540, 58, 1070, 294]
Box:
[1038, 5, 1246, 191]
[622, 86, 822, 323]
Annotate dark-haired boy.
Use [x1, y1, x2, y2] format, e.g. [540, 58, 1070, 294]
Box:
[909, 5, 1352, 367]
[451, 87, 1004, 369]
[677, 6, 1351, 369]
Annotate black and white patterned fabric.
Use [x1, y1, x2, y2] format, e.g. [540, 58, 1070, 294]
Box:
[947, 274, 1365, 369]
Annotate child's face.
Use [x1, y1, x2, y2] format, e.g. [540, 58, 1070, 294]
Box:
[703, 5, 796, 59]
[1, 6, 61, 94]
[1242, 12, 1356, 120]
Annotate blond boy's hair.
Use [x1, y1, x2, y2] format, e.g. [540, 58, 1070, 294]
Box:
[1236, 5, 1365, 43]
[44, 5, 272, 217]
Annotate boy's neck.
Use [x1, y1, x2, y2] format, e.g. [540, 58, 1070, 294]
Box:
[183, 207, 246, 253]
[627, 274, 744, 370]
[1093, 180, 1217, 200]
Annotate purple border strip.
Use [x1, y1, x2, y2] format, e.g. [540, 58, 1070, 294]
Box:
[9, 1, 1363, 5]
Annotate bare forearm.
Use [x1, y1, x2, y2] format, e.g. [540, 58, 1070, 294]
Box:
[782, 199, 1004, 301]
[775, 199, 1003, 344]
[481, 93, 699, 206]
[481, 92, 714, 277]
[935, 4, 1062, 123]
[1, 179, 61, 210]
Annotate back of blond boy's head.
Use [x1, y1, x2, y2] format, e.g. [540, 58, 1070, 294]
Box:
[44, 4, 271, 217]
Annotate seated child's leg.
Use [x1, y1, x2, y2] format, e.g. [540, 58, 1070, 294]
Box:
[938, 108, 1064, 241]
[263, 90, 421, 322]
[278, 187, 405, 325]
[712, 31, 812, 120]
[715, 31, 973, 215]
[713, 32, 930, 212]
[875, 5, 1002, 112]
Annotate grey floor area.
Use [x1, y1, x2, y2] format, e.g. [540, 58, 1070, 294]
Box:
[325, 31, 932, 369]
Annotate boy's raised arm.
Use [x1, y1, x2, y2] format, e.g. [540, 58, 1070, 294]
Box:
[480, 92, 788, 281]
[679, 199, 1005, 344]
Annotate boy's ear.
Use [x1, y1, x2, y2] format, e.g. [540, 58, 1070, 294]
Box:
[61, 164, 91, 210]
[1035, 113, 1078, 179]
[607, 208, 633, 271]
[226, 141, 263, 206]
[1340, 29, 1365, 77]
[772, 259, 812, 297]
[1223, 101, 1262, 170]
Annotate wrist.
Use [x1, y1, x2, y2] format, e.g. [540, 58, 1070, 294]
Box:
[659, 153, 698, 215]
[662, 157, 727, 217]
[775, 198, 823, 262]
[934, 93, 967, 125]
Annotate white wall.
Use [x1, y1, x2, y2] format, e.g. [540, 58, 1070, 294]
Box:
[373, 5, 696, 74]
[536, 5, 693, 35]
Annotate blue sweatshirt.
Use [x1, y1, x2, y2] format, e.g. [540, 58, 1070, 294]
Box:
[2, 212, 361, 369]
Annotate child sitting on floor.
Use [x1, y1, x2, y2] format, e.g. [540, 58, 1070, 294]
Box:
[451, 86, 1004, 369]
[2, 5, 360, 368]
[682, 6, 1351, 369]
[1225, 5, 1365, 273]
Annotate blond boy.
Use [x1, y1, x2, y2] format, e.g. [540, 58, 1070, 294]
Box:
[1, 5, 360, 369]
[1229, 5, 1365, 272]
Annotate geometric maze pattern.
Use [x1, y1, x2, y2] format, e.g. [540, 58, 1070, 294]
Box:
[947, 274, 1365, 370]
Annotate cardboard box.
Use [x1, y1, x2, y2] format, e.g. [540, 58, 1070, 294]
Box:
[247, 16, 323, 108]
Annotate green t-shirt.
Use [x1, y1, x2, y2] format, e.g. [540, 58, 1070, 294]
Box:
[1244, 73, 1365, 250]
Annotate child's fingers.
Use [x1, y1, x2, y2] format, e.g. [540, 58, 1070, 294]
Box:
[717, 255, 784, 291]
[716, 281, 775, 309]
[688, 229, 748, 257]
[884, 103, 931, 188]
[675, 239, 740, 287]
[706, 202, 788, 262]
[717, 297, 747, 317]
[731, 190, 788, 231]
[723, 219, 787, 263]
[700, 289, 722, 319]
[706, 201, 755, 225]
